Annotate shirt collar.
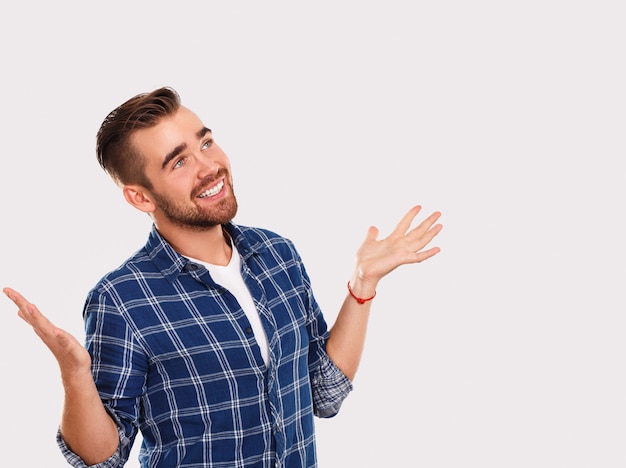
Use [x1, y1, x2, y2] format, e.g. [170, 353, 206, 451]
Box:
[144, 222, 263, 283]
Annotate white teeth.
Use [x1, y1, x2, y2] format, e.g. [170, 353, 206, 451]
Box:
[198, 180, 224, 198]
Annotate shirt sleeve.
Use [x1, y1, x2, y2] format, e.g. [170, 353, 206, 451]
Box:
[310, 349, 353, 418]
[298, 259, 353, 418]
[56, 289, 146, 467]
[56, 407, 133, 468]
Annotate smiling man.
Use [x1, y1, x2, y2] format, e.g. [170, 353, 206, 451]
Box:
[3, 87, 443, 468]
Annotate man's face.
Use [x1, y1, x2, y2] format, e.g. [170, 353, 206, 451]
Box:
[131, 106, 238, 231]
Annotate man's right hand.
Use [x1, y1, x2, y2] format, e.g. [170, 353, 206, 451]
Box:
[3, 287, 92, 377]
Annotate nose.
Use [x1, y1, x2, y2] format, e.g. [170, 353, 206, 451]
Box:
[195, 152, 220, 179]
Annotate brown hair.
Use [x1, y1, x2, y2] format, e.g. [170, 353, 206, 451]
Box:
[96, 87, 181, 188]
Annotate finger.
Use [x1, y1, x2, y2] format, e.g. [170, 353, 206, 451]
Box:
[3, 287, 33, 309]
[4, 287, 34, 324]
[398, 221, 443, 259]
[3, 286, 23, 304]
[4, 287, 55, 332]
[390, 205, 423, 237]
[411, 222, 443, 253]
[405, 211, 443, 242]
[414, 246, 442, 263]
[363, 225, 380, 243]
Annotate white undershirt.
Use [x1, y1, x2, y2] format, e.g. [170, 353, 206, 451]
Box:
[186, 249, 270, 366]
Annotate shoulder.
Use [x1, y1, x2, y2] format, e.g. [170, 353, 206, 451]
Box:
[88, 246, 153, 295]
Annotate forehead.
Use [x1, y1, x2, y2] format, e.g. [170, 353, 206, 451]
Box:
[130, 106, 205, 161]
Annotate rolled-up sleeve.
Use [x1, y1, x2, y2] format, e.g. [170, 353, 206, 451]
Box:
[310, 349, 353, 418]
[56, 407, 132, 468]
[56, 290, 145, 467]
[297, 256, 354, 418]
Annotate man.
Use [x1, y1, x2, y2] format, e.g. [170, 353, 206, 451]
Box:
[3, 87, 442, 467]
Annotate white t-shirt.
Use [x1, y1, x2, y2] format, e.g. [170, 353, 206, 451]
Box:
[186, 249, 270, 366]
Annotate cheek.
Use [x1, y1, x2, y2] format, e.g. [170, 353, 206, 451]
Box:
[155, 174, 195, 199]
[221, 159, 234, 180]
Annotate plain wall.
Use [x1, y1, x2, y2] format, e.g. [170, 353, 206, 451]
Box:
[1, 1, 624, 466]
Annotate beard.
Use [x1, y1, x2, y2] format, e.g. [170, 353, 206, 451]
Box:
[151, 178, 238, 231]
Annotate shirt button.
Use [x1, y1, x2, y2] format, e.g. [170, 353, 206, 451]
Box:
[245, 327, 253, 334]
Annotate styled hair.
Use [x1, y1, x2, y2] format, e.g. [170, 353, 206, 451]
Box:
[96, 87, 181, 188]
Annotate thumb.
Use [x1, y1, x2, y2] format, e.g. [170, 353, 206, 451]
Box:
[364, 225, 379, 243]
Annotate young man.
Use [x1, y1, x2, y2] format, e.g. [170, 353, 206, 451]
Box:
[3, 87, 442, 467]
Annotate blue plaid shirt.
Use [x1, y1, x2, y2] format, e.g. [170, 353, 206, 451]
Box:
[58, 222, 352, 467]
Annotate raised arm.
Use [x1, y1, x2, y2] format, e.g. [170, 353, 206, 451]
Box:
[3, 287, 119, 465]
[325, 205, 443, 380]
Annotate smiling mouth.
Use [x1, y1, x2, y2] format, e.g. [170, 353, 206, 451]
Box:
[197, 179, 225, 198]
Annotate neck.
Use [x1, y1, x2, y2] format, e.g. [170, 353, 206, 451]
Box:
[156, 222, 232, 266]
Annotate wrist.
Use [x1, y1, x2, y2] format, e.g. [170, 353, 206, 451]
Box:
[347, 275, 378, 296]
[60, 365, 94, 387]
[347, 281, 376, 304]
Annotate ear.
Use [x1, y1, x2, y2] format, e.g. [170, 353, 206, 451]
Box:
[123, 185, 156, 214]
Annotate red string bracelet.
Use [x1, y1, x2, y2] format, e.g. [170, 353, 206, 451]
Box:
[347, 281, 376, 304]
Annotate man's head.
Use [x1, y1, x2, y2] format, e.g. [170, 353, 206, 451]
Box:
[97, 87, 181, 189]
[97, 87, 237, 231]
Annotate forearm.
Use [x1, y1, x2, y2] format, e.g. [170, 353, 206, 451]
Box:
[2, 288, 121, 464]
[59, 369, 119, 465]
[326, 206, 442, 380]
[325, 277, 376, 381]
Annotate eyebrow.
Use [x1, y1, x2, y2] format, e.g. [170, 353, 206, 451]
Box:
[161, 127, 212, 170]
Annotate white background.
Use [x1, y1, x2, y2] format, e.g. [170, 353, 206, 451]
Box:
[1, 1, 624, 467]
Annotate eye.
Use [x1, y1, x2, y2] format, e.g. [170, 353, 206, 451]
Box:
[173, 158, 185, 169]
[202, 138, 213, 150]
